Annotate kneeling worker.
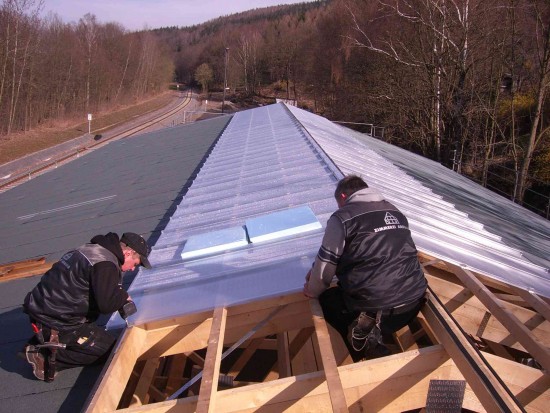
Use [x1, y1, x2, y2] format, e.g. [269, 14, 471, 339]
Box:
[303, 175, 427, 361]
[22, 232, 151, 381]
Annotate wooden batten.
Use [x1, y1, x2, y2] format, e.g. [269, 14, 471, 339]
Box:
[84, 253, 550, 413]
[196, 306, 227, 413]
[309, 298, 348, 412]
[0, 257, 52, 282]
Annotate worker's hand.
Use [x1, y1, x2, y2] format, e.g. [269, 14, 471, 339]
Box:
[303, 283, 315, 298]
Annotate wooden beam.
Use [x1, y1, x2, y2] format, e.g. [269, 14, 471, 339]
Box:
[184, 351, 205, 367]
[0, 257, 52, 282]
[140, 299, 312, 360]
[288, 327, 317, 375]
[165, 355, 187, 396]
[425, 271, 550, 350]
[130, 358, 161, 406]
[446, 262, 550, 372]
[309, 298, 348, 413]
[276, 332, 291, 378]
[111, 346, 459, 413]
[108, 344, 549, 413]
[227, 337, 264, 376]
[196, 306, 227, 413]
[394, 325, 420, 352]
[483, 351, 550, 411]
[0, 256, 45, 271]
[265, 327, 317, 381]
[85, 326, 148, 413]
[510, 286, 550, 322]
[422, 290, 524, 412]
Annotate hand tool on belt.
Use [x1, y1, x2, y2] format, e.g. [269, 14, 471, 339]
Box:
[31, 322, 67, 382]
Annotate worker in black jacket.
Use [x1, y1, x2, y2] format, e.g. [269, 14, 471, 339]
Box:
[303, 175, 427, 361]
[22, 232, 151, 381]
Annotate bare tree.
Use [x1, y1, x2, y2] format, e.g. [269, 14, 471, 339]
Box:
[2, 0, 43, 134]
[235, 32, 261, 94]
[346, 0, 485, 164]
[516, 0, 550, 202]
[78, 13, 98, 112]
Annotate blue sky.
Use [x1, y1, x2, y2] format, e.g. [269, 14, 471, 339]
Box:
[42, 0, 315, 30]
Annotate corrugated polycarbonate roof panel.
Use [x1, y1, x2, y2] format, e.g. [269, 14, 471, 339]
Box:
[109, 102, 549, 329]
[109, 104, 340, 328]
[287, 105, 550, 298]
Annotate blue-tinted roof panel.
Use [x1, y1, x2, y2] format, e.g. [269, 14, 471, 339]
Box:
[246, 205, 322, 243]
[181, 226, 248, 260]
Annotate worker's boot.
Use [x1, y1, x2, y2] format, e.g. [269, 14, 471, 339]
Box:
[25, 344, 46, 381]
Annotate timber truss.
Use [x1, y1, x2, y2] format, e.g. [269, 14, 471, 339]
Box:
[83, 252, 550, 412]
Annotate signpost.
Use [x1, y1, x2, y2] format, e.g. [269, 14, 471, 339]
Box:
[88, 113, 92, 135]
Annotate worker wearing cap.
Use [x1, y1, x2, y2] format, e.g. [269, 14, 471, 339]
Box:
[303, 175, 427, 362]
[21, 232, 151, 381]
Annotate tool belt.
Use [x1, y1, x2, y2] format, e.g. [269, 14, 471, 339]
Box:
[350, 310, 383, 352]
[31, 322, 66, 382]
[350, 295, 427, 352]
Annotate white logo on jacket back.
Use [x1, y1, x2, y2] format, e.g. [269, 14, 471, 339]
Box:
[374, 212, 408, 233]
[384, 213, 400, 225]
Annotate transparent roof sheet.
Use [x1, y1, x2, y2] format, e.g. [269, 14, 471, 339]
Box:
[180, 226, 248, 260]
[246, 205, 322, 243]
[108, 102, 549, 328]
[287, 104, 550, 297]
[108, 103, 339, 328]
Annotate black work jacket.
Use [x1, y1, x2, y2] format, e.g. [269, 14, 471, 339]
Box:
[23, 233, 129, 330]
[333, 200, 427, 312]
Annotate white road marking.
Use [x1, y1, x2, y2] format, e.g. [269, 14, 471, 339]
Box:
[18, 195, 117, 220]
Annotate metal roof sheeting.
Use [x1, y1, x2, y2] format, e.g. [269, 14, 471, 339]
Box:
[287, 104, 550, 295]
[109, 103, 550, 329]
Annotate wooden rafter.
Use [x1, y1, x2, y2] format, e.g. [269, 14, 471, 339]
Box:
[196, 306, 227, 413]
[424, 271, 550, 351]
[421, 289, 524, 412]
[445, 262, 550, 372]
[84, 257, 550, 413]
[309, 298, 348, 412]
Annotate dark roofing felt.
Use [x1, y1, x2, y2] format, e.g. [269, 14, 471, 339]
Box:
[0, 116, 229, 413]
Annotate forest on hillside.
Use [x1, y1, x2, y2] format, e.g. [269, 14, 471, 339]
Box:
[1, 0, 549, 217]
[154, 0, 550, 216]
[0, 0, 173, 137]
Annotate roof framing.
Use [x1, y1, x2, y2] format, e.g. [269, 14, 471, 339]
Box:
[83, 252, 549, 413]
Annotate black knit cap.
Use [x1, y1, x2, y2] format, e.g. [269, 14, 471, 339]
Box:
[121, 232, 152, 269]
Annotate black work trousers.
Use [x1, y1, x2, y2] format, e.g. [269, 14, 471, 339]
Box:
[318, 287, 424, 362]
[28, 321, 116, 370]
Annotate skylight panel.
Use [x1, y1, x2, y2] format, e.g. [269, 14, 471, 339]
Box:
[181, 226, 248, 260]
[246, 205, 322, 243]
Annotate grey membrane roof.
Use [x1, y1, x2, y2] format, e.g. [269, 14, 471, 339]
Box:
[0, 116, 230, 413]
[0, 116, 231, 265]
[109, 102, 550, 329]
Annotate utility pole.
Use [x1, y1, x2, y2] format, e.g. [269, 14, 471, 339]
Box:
[222, 47, 229, 113]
